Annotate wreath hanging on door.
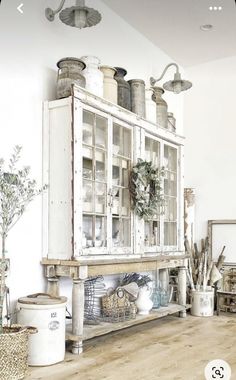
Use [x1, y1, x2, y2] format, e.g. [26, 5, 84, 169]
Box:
[129, 159, 165, 220]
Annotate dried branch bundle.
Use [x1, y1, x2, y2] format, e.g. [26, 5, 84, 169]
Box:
[185, 237, 225, 291]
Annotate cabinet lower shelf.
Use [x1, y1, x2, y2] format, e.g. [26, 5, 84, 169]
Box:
[66, 303, 191, 342]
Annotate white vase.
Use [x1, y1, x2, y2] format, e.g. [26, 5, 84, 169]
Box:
[135, 285, 153, 315]
[100, 65, 118, 104]
[145, 88, 156, 123]
[80, 56, 104, 97]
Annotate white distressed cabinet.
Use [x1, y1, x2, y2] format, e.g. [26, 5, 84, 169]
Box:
[43, 86, 184, 260]
[42, 86, 188, 354]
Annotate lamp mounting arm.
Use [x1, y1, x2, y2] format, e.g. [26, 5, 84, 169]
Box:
[150, 63, 180, 87]
[45, 0, 66, 21]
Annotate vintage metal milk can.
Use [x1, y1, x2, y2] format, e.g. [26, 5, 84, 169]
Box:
[167, 112, 176, 132]
[56, 57, 86, 99]
[128, 79, 146, 118]
[114, 67, 131, 110]
[80, 55, 103, 97]
[152, 86, 168, 128]
[145, 88, 156, 123]
[100, 65, 118, 104]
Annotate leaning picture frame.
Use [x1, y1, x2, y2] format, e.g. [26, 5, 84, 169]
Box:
[208, 219, 236, 265]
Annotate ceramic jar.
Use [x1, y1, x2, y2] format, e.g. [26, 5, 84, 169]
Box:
[56, 57, 86, 99]
[135, 285, 153, 315]
[128, 79, 146, 118]
[114, 67, 131, 110]
[145, 88, 156, 123]
[100, 65, 117, 104]
[80, 55, 103, 97]
[167, 112, 176, 133]
[152, 86, 168, 128]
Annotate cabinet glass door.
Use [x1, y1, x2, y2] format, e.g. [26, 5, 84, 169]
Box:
[144, 137, 161, 249]
[82, 110, 107, 250]
[163, 144, 178, 246]
[112, 123, 132, 250]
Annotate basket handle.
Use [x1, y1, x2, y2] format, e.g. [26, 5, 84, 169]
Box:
[25, 326, 38, 335]
[27, 293, 56, 299]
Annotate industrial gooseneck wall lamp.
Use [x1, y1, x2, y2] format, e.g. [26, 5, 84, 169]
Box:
[45, 0, 102, 29]
[150, 63, 192, 94]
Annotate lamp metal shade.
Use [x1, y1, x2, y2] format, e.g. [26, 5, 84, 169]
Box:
[59, 5, 101, 28]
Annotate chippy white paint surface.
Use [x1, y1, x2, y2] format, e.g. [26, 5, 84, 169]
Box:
[0, 0, 184, 308]
[44, 87, 184, 260]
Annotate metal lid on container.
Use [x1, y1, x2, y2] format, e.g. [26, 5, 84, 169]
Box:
[18, 293, 67, 305]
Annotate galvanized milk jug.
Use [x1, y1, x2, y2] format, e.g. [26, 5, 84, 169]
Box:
[114, 67, 131, 110]
[56, 57, 86, 99]
[128, 79, 146, 118]
[152, 86, 168, 128]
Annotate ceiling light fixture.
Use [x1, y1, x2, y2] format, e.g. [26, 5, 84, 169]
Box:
[200, 24, 214, 31]
[45, 0, 102, 29]
[150, 63, 192, 94]
[209, 6, 222, 11]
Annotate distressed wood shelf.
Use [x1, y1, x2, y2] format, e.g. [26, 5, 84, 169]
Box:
[66, 303, 191, 342]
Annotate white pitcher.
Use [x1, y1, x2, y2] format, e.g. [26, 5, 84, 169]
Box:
[135, 285, 153, 315]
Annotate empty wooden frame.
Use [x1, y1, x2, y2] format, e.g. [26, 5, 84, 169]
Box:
[208, 220, 236, 265]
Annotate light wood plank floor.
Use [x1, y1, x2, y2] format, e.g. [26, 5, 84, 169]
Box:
[26, 313, 236, 380]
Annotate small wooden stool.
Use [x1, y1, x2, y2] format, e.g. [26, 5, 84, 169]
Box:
[217, 291, 236, 315]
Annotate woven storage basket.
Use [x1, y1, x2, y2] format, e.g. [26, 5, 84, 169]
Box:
[0, 325, 33, 380]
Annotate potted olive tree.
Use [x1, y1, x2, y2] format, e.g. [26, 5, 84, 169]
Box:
[0, 145, 45, 379]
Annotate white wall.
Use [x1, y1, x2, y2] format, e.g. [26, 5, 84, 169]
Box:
[184, 55, 236, 241]
[0, 0, 183, 311]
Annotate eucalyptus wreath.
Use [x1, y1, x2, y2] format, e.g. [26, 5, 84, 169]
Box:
[129, 159, 165, 220]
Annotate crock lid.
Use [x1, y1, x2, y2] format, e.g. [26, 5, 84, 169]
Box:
[18, 293, 67, 305]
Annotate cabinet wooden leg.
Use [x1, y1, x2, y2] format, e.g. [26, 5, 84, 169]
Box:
[178, 266, 187, 318]
[72, 279, 85, 355]
[47, 277, 59, 297]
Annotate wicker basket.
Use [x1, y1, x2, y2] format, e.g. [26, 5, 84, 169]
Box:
[102, 288, 136, 322]
[0, 325, 36, 380]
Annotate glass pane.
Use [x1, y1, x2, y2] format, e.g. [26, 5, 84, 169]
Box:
[95, 216, 106, 247]
[95, 116, 107, 149]
[113, 124, 120, 155]
[83, 180, 93, 212]
[112, 187, 120, 216]
[121, 219, 131, 247]
[112, 158, 120, 187]
[112, 218, 130, 247]
[123, 128, 131, 158]
[113, 124, 131, 158]
[144, 221, 160, 246]
[122, 189, 130, 217]
[95, 183, 106, 214]
[83, 111, 94, 146]
[145, 137, 160, 167]
[164, 146, 177, 172]
[112, 218, 120, 246]
[83, 157, 93, 180]
[121, 159, 129, 187]
[95, 150, 106, 182]
[164, 222, 177, 246]
[165, 197, 177, 222]
[83, 215, 93, 247]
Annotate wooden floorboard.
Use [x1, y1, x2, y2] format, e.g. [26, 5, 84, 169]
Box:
[26, 313, 236, 380]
